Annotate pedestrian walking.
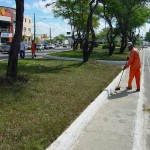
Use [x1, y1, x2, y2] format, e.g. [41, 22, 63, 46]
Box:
[31, 41, 36, 58]
[20, 40, 26, 59]
[123, 42, 141, 92]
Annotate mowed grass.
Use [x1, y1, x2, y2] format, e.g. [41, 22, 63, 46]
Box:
[0, 59, 121, 150]
[50, 47, 130, 61]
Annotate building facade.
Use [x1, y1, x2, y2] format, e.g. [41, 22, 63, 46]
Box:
[22, 16, 32, 45]
[0, 6, 32, 44]
[0, 6, 16, 43]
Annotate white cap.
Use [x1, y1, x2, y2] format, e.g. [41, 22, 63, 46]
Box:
[127, 42, 133, 46]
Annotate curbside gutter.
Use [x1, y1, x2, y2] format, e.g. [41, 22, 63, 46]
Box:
[46, 70, 125, 150]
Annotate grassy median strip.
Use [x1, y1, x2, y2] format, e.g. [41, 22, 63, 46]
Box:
[0, 59, 121, 150]
[50, 48, 129, 61]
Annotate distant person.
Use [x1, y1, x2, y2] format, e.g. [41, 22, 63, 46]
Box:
[20, 40, 26, 59]
[123, 42, 141, 92]
[31, 41, 36, 58]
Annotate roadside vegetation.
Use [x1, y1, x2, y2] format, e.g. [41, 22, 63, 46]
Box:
[2, 0, 149, 149]
[50, 47, 130, 61]
[0, 59, 121, 150]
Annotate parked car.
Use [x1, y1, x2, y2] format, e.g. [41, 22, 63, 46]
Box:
[0, 42, 11, 54]
[63, 44, 67, 48]
[44, 44, 49, 49]
[36, 44, 44, 51]
[49, 44, 55, 49]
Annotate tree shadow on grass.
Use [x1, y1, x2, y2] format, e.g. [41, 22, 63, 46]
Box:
[0, 60, 83, 86]
[18, 60, 83, 74]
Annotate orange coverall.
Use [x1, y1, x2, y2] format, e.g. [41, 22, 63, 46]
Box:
[31, 44, 36, 55]
[125, 48, 141, 89]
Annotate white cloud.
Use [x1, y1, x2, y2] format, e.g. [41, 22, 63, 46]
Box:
[32, 0, 56, 14]
[33, 21, 71, 37]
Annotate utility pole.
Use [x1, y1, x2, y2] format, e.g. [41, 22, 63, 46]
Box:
[49, 27, 51, 42]
[34, 13, 36, 42]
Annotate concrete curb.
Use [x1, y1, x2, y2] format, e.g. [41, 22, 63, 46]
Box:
[132, 49, 145, 150]
[46, 70, 125, 150]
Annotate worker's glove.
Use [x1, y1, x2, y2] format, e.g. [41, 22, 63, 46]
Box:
[126, 57, 129, 61]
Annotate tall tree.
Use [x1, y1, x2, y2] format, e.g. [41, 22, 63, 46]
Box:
[114, 0, 148, 53]
[53, 34, 66, 43]
[127, 5, 150, 45]
[98, 0, 149, 54]
[51, 0, 99, 51]
[97, 0, 119, 56]
[52, 0, 88, 50]
[83, 0, 99, 62]
[7, 0, 24, 79]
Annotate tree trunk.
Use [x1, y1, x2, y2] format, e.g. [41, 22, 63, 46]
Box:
[105, 23, 117, 56]
[73, 39, 78, 50]
[120, 33, 127, 53]
[7, 0, 24, 78]
[83, 40, 89, 62]
[108, 43, 115, 56]
[83, 0, 98, 63]
[128, 30, 139, 46]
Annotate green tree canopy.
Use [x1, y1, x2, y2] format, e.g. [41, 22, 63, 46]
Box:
[145, 32, 150, 41]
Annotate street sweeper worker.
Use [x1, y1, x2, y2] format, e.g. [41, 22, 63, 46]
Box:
[123, 43, 141, 92]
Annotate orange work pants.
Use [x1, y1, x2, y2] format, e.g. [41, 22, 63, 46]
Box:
[128, 68, 140, 89]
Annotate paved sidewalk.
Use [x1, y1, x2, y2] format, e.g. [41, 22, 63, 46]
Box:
[71, 69, 140, 150]
[45, 53, 145, 150]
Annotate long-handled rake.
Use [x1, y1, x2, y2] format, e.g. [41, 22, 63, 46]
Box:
[115, 58, 129, 91]
[115, 69, 125, 91]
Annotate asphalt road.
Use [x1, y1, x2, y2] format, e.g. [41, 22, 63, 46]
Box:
[0, 47, 71, 61]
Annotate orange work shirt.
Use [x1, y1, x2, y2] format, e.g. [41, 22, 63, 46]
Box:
[125, 48, 141, 70]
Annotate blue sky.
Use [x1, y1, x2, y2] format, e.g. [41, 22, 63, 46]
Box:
[0, 0, 72, 37]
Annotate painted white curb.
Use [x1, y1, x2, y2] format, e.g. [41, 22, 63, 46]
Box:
[132, 50, 145, 150]
[46, 70, 124, 150]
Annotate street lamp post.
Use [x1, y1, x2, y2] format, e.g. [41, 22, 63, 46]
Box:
[34, 13, 36, 42]
[33, 13, 46, 43]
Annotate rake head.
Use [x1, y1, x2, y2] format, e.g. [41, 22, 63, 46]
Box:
[115, 86, 121, 91]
